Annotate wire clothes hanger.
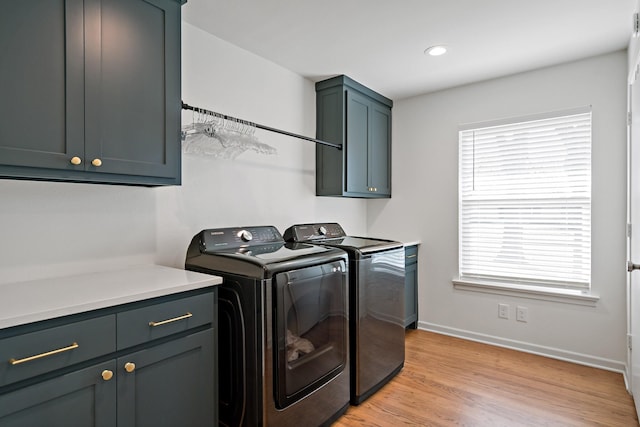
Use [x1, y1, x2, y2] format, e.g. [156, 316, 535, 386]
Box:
[181, 101, 342, 150]
[182, 104, 277, 159]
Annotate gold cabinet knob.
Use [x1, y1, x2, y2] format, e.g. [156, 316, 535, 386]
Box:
[70, 156, 82, 165]
[124, 362, 136, 373]
[91, 158, 102, 167]
[101, 370, 113, 381]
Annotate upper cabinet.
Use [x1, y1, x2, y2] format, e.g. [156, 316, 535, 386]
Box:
[315, 75, 393, 198]
[0, 0, 185, 186]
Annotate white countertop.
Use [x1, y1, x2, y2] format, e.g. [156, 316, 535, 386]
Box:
[0, 265, 222, 330]
[403, 241, 421, 247]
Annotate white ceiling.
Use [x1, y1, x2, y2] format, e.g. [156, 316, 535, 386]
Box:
[182, 0, 637, 100]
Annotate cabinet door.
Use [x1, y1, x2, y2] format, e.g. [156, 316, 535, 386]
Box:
[369, 103, 391, 196]
[0, 360, 116, 427]
[404, 246, 418, 329]
[345, 90, 371, 194]
[0, 0, 84, 171]
[84, 0, 181, 181]
[117, 329, 215, 427]
[345, 90, 391, 197]
[404, 260, 418, 328]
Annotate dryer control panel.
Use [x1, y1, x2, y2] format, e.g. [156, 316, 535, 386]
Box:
[283, 223, 346, 242]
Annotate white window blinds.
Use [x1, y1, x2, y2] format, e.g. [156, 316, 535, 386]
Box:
[458, 107, 592, 289]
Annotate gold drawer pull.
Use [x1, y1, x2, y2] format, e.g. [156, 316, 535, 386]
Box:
[406, 254, 417, 258]
[148, 312, 192, 327]
[9, 342, 79, 366]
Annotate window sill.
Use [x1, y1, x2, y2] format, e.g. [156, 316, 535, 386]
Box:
[452, 278, 599, 307]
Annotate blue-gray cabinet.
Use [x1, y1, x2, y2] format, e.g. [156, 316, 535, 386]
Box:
[404, 245, 418, 329]
[315, 75, 393, 198]
[0, 289, 217, 427]
[0, 0, 184, 186]
[116, 330, 214, 427]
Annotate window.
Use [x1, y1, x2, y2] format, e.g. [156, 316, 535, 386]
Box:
[458, 107, 591, 291]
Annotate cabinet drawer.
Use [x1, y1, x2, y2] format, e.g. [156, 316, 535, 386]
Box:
[0, 315, 116, 387]
[405, 245, 418, 264]
[117, 292, 214, 350]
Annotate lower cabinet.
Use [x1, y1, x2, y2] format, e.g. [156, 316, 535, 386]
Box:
[404, 245, 419, 329]
[0, 289, 217, 427]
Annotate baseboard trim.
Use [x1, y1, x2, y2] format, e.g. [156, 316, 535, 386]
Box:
[419, 321, 628, 379]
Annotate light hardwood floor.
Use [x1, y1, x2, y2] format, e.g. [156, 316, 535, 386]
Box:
[333, 329, 639, 426]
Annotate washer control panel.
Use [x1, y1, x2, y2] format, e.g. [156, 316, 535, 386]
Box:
[283, 223, 346, 242]
[201, 226, 282, 250]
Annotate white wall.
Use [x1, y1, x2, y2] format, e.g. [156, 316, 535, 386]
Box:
[0, 21, 366, 285]
[0, 180, 157, 284]
[368, 51, 629, 371]
[154, 23, 367, 268]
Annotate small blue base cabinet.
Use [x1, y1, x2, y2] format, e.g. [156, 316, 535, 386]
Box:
[0, 288, 217, 427]
[404, 244, 419, 329]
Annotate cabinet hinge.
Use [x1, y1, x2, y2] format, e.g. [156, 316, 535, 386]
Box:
[629, 334, 633, 350]
[629, 111, 634, 126]
[629, 223, 633, 238]
[635, 13, 640, 35]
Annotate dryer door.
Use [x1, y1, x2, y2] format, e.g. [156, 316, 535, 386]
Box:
[272, 260, 348, 409]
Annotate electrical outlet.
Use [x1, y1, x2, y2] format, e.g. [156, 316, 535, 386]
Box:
[516, 306, 528, 322]
[498, 303, 509, 319]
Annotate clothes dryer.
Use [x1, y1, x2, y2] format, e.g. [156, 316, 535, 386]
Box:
[284, 223, 405, 404]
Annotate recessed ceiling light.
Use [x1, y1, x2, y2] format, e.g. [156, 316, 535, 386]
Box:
[424, 45, 447, 56]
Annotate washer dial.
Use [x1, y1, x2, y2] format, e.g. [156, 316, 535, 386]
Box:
[238, 230, 253, 242]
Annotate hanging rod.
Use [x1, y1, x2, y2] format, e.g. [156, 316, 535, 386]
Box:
[181, 101, 342, 150]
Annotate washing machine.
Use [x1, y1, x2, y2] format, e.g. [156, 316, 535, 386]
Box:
[185, 225, 350, 426]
